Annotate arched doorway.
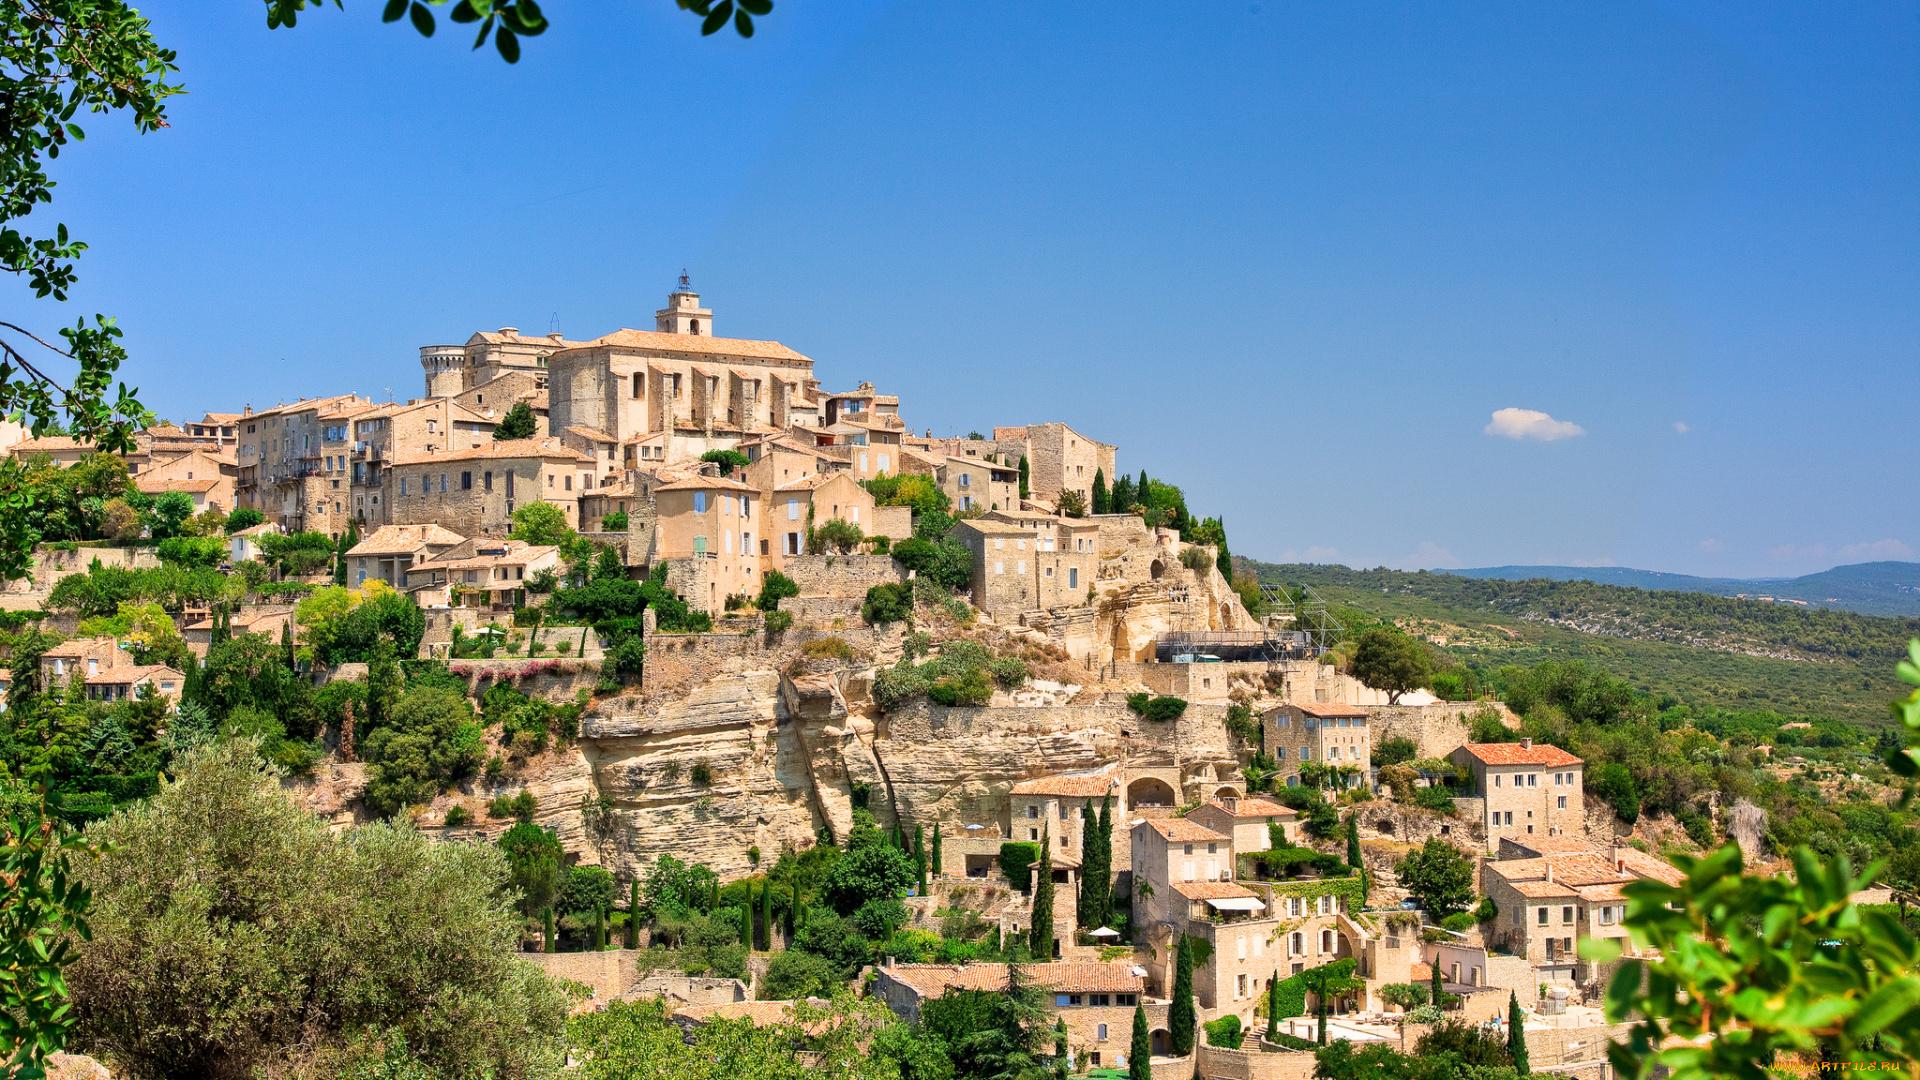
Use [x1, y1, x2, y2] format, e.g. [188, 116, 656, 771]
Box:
[1149, 560, 1165, 580]
[1213, 786, 1242, 800]
[1151, 1029, 1171, 1056]
[1127, 777, 1176, 807]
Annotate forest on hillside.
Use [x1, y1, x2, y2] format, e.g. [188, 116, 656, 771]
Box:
[1239, 560, 1913, 727]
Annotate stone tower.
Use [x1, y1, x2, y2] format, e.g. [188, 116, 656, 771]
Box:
[419, 344, 465, 398]
[655, 272, 713, 337]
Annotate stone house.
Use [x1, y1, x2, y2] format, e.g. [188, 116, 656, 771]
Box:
[953, 513, 1101, 622]
[1480, 849, 1638, 985]
[579, 478, 640, 534]
[41, 638, 135, 687]
[872, 962, 1145, 1071]
[343, 398, 497, 531]
[385, 437, 593, 538]
[1261, 703, 1372, 788]
[991, 423, 1118, 509]
[938, 455, 1020, 513]
[8, 435, 96, 467]
[1009, 766, 1125, 871]
[1448, 740, 1585, 846]
[234, 394, 377, 534]
[820, 382, 901, 429]
[560, 426, 622, 486]
[420, 326, 578, 401]
[345, 523, 467, 587]
[132, 446, 237, 514]
[228, 520, 280, 564]
[404, 538, 560, 610]
[181, 606, 294, 659]
[1186, 796, 1298, 853]
[647, 474, 762, 615]
[185, 412, 242, 446]
[543, 285, 820, 460]
[84, 664, 184, 704]
[766, 471, 874, 563]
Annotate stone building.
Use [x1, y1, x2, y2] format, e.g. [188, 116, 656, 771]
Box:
[345, 523, 466, 588]
[404, 538, 560, 610]
[1261, 703, 1372, 788]
[647, 474, 762, 614]
[1448, 740, 1585, 846]
[872, 962, 1145, 1071]
[1186, 796, 1298, 853]
[344, 398, 497, 529]
[766, 471, 875, 563]
[544, 283, 820, 461]
[419, 326, 579, 400]
[385, 437, 593, 538]
[1477, 839, 1668, 986]
[234, 394, 378, 534]
[84, 664, 184, 704]
[992, 422, 1118, 509]
[1008, 766, 1125, 867]
[41, 638, 135, 686]
[938, 455, 1021, 513]
[133, 446, 237, 515]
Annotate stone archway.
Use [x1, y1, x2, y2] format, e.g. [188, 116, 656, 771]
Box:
[1149, 560, 1165, 580]
[1151, 1029, 1171, 1056]
[1213, 785, 1242, 800]
[1128, 776, 1177, 807]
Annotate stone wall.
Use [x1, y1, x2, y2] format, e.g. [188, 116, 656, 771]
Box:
[1, 544, 162, 611]
[1524, 1019, 1636, 1077]
[782, 554, 905, 598]
[1110, 661, 1273, 703]
[780, 596, 867, 628]
[1362, 701, 1517, 760]
[1196, 1042, 1316, 1080]
[640, 625, 900, 704]
[519, 949, 637, 1001]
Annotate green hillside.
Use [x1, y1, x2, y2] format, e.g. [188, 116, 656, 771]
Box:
[1451, 560, 1920, 616]
[1239, 561, 1916, 728]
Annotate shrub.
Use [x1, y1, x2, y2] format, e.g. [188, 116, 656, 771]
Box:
[1180, 546, 1213, 573]
[1406, 1004, 1446, 1024]
[762, 610, 793, 634]
[444, 804, 472, 827]
[699, 449, 750, 476]
[872, 660, 930, 713]
[810, 518, 865, 555]
[928, 665, 992, 707]
[801, 636, 853, 660]
[1203, 1014, 1242, 1048]
[1126, 694, 1188, 721]
[1468, 707, 1511, 743]
[1439, 911, 1476, 932]
[861, 582, 913, 625]
[755, 570, 799, 613]
[1474, 897, 1498, 924]
[941, 597, 973, 624]
[999, 842, 1040, 892]
[691, 761, 713, 785]
[1588, 761, 1640, 824]
[224, 507, 265, 534]
[1414, 781, 1460, 814]
[988, 657, 1030, 689]
[1374, 736, 1417, 767]
[869, 535, 890, 554]
[600, 510, 628, 531]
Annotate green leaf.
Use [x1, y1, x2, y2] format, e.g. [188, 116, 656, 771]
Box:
[409, 3, 435, 36]
[739, 0, 773, 14]
[449, 0, 481, 24]
[702, 0, 732, 35]
[734, 8, 753, 36]
[495, 26, 520, 62]
[383, 0, 408, 21]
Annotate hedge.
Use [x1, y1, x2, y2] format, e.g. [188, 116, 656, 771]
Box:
[1000, 842, 1039, 892]
[1203, 1014, 1242, 1048]
[1125, 693, 1189, 721]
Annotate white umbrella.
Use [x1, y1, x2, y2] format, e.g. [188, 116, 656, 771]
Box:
[1090, 926, 1121, 939]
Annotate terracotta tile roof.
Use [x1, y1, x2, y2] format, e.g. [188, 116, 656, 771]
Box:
[414, 542, 558, 573]
[1203, 797, 1296, 819]
[1142, 818, 1231, 843]
[1292, 703, 1369, 719]
[1172, 881, 1261, 901]
[1504, 836, 1603, 856]
[672, 1000, 810, 1028]
[658, 475, 756, 493]
[1487, 854, 1625, 889]
[1031, 851, 1081, 869]
[882, 962, 1143, 999]
[1011, 768, 1120, 797]
[564, 426, 619, 443]
[348, 524, 467, 556]
[85, 664, 183, 686]
[135, 475, 218, 494]
[389, 437, 590, 467]
[1458, 743, 1584, 767]
[956, 518, 1034, 535]
[1507, 879, 1581, 899]
[1574, 882, 1630, 902]
[1613, 848, 1687, 887]
[183, 609, 290, 633]
[11, 436, 94, 454]
[573, 327, 812, 364]
[235, 522, 280, 538]
[42, 638, 117, 658]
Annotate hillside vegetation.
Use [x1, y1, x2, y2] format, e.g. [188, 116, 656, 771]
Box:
[1451, 560, 1920, 617]
[1239, 561, 1914, 727]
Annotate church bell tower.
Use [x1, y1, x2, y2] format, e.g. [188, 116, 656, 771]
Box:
[656, 271, 713, 336]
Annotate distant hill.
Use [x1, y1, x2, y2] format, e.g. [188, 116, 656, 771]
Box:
[1236, 559, 1920, 725]
[1448, 561, 1920, 617]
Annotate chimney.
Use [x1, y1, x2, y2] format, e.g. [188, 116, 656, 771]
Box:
[1221, 796, 1238, 814]
[1520, 738, 1532, 750]
[1544, 861, 1552, 883]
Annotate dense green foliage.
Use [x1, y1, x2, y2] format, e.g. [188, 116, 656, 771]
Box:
[1169, 935, 1195, 1055]
[0, 791, 98, 1079]
[491, 400, 538, 440]
[67, 740, 571, 1079]
[699, 449, 751, 475]
[864, 473, 950, 517]
[1124, 694, 1188, 721]
[757, 569, 800, 613]
[863, 582, 914, 625]
[567, 995, 905, 1080]
[1397, 838, 1475, 916]
[873, 639, 1006, 712]
[1349, 627, 1434, 703]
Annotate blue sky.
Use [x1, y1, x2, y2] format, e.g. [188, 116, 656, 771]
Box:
[38, 0, 1919, 578]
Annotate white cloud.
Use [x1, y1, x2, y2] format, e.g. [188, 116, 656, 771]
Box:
[1279, 546, 1343, 564]
[1696, 539, 1725, 553]
[1836, 539, 1913, 562]
[1484, 407, 1586, 442]
[1409, 541, 1462, 569]
[1673, 422, 1690, 434]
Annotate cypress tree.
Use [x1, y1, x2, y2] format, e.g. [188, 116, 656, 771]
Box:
[1093, 793, 1113, 930]
[1018, 456, 1030, 501]
[627, 878, 641, 949]
[1431, 957, 1444, 1010]
[1030, 826, 1054, 960]
[280, 621, 295, 671]
[785, 881, 799, 940]
[1078, 801, 1097, 928]
[1509, 990, 1529, 1073]
[1169, 934, 1195, 1056]
[543, 906, 555, 953]
[1092, 469, 1108, 515]
[1268, 969, 1281, 1040]
[1346, 814, 1367, 899]
[914, 824, 928, 895]
[1129, 1002, 1152, 1079]
[738, 895, 752, 950]
[1137, 470, 1149, 507]
[710, 879, 719, 912]
[595, 905, 606, 950]
[932, 826, 943, 879]
[1214, 517, 1232, 581]
[760, 880, 773, 950]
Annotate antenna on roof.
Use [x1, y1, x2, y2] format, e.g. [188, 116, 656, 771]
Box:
[549, 311, 560, 335]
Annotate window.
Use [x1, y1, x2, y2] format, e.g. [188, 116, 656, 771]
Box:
[1056, 995, 1073, 1007]
[1538, 907, 1549, 925]
[1562, 906, 1574, 924]
[1494, 775, 1502, 788]
[1275, 747, 1286, 760]
[1321, 929, 1333, 953]
[1290, 932, 1303, 955]
[694, 492, 707, 513]
[1300, 747, 1310, 761]
[505, 472, 514, 497]
[1097, 1024, 1108, 1040]
[1027, 805, 1038, 819]
[1069, 568, 1078, 588]
[1091, 994, 1110, 1006]
[741, 497, 750, 519]
[633, 373, 643, 398]
[960, 473, 970, 487]
[461, 472, 472, 490]
[1528, 774, 1538, 787]
[786, 532, 801, 555]
[787, 499, 799, 520]
[1290, 897, 1302, 916]
[1237, 974, 1248, 998]
[1030, 829, 1039, 841]
[1557, 796, 1567, 809]
[400, 479, 407, 495]
[484, 471, 493, 492]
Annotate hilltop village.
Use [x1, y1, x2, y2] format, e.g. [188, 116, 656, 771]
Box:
[7, 281, 1720, 1080]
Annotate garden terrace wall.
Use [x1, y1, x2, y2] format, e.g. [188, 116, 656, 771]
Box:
[1196, 1041, 1315, 1080]
[1110, 661, 1275, 704]
[640, 625, 899, 703]
[780, 595, 867, 628]
[781, 553, 906, 598]
[1361, 701, 1517, 761]
[519, 950, 641, 1002]
[445, 657, 605, 699]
